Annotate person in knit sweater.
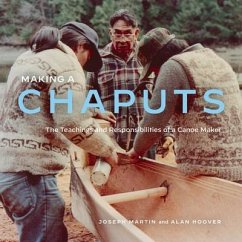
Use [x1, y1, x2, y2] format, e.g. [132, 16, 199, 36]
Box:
[128, 28, 242, 182]
[0, 23, 117, 242]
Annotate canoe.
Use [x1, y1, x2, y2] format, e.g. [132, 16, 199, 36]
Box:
[70, 130, 242, 242]
[1, 82, 241, 241]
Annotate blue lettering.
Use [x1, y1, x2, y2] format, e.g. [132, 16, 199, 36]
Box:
[204, 89, 224, 114]
[114, 90, 135, 113]
[50, 89, 73, 113]
[81, 90, 105, 113]
[144, 90, 166, 114]
[174, 89, 196, 113]
[18, 89, 40, 114]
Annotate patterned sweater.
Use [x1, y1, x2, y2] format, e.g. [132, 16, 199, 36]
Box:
[0, 42, 116, 175]
[134, 44, 242, 181]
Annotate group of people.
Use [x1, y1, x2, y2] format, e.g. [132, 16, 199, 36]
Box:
[1, 8, 242, 242]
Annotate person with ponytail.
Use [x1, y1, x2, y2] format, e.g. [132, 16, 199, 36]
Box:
[0, 23, 117, 242]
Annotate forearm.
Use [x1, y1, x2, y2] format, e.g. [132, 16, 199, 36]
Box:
[51, 71, 116, 158]
[134, 60, 189, 155]
[134, 94, 178, 156]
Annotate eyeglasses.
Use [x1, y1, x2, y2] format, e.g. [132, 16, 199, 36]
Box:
[111, 29, 135, 39]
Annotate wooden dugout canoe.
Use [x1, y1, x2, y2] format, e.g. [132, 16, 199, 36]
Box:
[70, 147, 242, 242]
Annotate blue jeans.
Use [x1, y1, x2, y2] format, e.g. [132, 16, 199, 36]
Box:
[0, 172, 67, 242]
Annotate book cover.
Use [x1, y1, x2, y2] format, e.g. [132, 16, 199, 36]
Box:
[1, 1, 242, 242]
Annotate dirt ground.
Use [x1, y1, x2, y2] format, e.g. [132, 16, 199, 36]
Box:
[0, 165, 96, 242]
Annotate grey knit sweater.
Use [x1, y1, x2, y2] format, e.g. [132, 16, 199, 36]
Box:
[134, 44, 242, 181]
[0, 42, 116, 175]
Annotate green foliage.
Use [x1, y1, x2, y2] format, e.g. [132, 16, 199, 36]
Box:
[141, 0, 179, 31]
[49, 0, 85, 26]
[0, 0, 46, 43]
[171, 0, 242, 44]
[0, 0, 21, 37]
[0, 0, 242, 45]
[91, 0, 143, 46]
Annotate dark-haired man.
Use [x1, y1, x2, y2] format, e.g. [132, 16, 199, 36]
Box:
[87, 9, 173, 157]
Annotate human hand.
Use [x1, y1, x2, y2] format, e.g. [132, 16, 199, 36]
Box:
[159, 136, 174, 158]
[95, 111, 116, 125]
[103, 150, 118, 168]
[162, 136, 174, 149]
[127, 147, 141, 160]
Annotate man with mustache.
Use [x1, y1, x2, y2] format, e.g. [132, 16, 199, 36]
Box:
[87, 9, 173, 157]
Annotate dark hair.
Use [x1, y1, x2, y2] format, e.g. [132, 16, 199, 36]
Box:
[60, 27, 91, 52]
[151, 38, 189, 67]
[29, 25, 92, 54]
[29, 26, 61, 53]
[109, 9, 138, 28]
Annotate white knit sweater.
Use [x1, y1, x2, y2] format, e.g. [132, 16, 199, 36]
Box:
[0, 42, 116, 175]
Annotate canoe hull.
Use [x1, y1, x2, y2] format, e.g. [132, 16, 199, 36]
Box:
[71, 151, 242, 242]
[71, 159, 154, 242]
